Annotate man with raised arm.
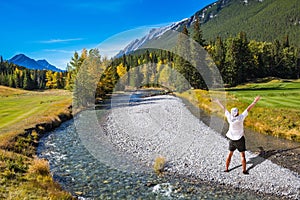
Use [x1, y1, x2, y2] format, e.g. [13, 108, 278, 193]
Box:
[215, 96, 261, 174]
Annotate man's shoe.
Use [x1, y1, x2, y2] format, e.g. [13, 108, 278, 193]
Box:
[243, 170, 249, 175]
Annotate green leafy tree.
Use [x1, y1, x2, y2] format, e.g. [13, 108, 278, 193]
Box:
[74, 48, 104, 108]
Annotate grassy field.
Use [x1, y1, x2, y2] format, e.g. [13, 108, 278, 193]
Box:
[178, 78, 300, 142]
[0, 86, 71, 140]
[0, 86, 74, 199]
[227, 79, 300, 110]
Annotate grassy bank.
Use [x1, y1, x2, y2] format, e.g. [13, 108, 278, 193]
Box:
[177, 79, 300, 142]
[0, 86, 74, 199]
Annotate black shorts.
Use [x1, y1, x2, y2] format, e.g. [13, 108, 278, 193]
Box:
[229, 136, 246, 152]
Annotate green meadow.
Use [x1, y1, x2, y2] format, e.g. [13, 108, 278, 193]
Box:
[0, 86, 74, 199]
[179, 78, 300, 142]
[227, 79, 300, 110]
[0, 86, 71, 138]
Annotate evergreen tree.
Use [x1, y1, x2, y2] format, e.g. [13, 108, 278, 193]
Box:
[65, 49, 87, 91]
[191, 16, 207, 89]
[237, 31, 253, 81]
[174, 25, 191, 92]
[192, 15, 205, 46]
[224, 38, 238, 86]
[69, 51, 81, 72]
[23, 70, 33, 90]
[271, 39, 284, 77]
[38, 70, 46, 89]
[8, 74, 15, 88]
[223, 32, 252, 86]
[213, 37, 226, 77]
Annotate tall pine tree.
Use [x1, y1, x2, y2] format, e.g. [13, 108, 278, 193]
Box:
[174, 25, 191, 92]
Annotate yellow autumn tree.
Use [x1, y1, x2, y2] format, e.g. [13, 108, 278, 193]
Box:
[116, 63, 127, 78]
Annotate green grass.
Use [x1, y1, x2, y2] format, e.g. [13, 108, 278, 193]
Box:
[0, 86, 74, 199]
[0, 86, 72, 138]
[227, 80, 300, 110]
[224, 79, 300, 141]
[178, 79, 300, 142]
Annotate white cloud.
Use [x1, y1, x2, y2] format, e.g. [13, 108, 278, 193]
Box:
[39, 38, 84, 44]
[36, 23, 173, 69]
[43, 49, 75, 54]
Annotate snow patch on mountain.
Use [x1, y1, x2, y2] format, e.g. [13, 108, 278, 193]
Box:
[115, 18, 188, 57]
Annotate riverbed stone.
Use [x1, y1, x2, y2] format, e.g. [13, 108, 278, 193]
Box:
[37, 92, 299, 199]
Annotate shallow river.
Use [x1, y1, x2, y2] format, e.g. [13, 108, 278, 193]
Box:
[37, 91, 298, 199]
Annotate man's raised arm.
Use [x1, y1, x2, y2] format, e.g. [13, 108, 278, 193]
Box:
[214, 99, 226, 112]
[246, 96, 261, 112]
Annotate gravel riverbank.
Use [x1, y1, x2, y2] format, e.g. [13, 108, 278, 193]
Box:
[103, 94, 300, 199]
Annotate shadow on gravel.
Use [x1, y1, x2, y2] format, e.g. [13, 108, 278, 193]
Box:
[246, 146, 300, 173]
[227, 146, 300, 173]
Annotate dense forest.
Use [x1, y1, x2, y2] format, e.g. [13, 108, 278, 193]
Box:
[1, 15, 299, 103]
[0, 49, 87, 90]
[70, 18, 299, 108]
[199, 0, 300, 48]
[0, 60, 67, 90]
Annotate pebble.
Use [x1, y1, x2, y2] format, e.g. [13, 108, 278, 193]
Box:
[37, 92, 299, 199]
[103, 94, 300, 199]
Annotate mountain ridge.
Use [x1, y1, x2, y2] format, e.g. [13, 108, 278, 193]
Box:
[8, 54, 62, 72]
[115, 18, 188, 58]
[117, 0, 299, 56]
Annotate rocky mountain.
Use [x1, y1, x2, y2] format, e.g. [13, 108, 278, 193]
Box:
[115, 18, 187, 58]
[8, 54, 62, 72]
[117, 0, 299, 56]
[36, 59, 61, 72]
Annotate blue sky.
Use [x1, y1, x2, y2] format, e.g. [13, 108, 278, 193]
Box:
[1, 0, 216, 70]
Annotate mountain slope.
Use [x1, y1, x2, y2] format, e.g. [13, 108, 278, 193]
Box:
[118, 0, 300, 56]
[36, 59, 61, 72]
[9, 54, 62, 72]
[200, 0, 300, 46]
[115, 19, 187, 57]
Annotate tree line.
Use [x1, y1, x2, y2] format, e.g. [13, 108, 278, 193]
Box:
[0, 60, 67, 90]
[207, 32, 299, 86]
[94, 17, 299, 95]
[1, 16, 299, 96]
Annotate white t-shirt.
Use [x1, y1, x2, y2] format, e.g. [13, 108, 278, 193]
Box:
[225, 109, 248, 140]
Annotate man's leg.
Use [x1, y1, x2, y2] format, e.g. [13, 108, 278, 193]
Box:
[240, 151, 248, 174]
[225, 151, 233, 172]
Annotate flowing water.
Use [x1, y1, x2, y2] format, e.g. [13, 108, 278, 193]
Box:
[37, 91, 298, 199]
